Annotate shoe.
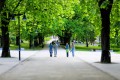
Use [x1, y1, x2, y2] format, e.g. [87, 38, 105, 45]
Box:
[50, 55, 52, 57]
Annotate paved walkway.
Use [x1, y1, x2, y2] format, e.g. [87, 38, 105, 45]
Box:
[76, 51, 120, 80]
[0, 50, 38, 75]
[0, 39, 120, 80]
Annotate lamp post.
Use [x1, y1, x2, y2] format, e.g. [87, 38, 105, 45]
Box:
[11, 12, 26, 61]
[18, 12, 21, 61]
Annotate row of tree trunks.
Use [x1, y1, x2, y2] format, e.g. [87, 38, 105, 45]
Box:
[29, 33, 44, 48]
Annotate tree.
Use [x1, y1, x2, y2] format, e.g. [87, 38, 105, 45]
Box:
[98, 0, 113, 63]
[0, 0, 80, 57]
[71, 0, 99, 47]
[0, 0, 24, 57]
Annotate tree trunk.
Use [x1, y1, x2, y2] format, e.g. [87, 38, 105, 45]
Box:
[86, 38, 88, 47]
[34, 34, 40, 47]
[63, 31, 72, 45]
[98, 0, 113, 63]
[16, 36, 19, 45]
[29, 34, 33, 48]
[38, 33, 42, 45]
[41, 36, 44, 48]
[0, 35, 2, 47]
[1, 12, 11, 57]
[0, 0, 5, 51]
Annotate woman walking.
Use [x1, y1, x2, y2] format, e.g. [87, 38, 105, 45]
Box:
[53, 42, 58, 57]
[71, 42, 75, 57]
[65, 43, 69, 57]
[49, 43, 53, 57]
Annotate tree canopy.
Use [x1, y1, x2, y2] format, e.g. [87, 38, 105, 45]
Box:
[0, 0, 120, 46]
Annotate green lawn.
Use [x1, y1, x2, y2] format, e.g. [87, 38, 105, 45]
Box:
[9, 39, 120, 53]
[10, 37, 51, 50]
[75, 45, 101, 51]
[10, 41, 30, 50]
[45, 37, 51, 41]
[75, 44, 120, 53]
[10, 43, 43, 50]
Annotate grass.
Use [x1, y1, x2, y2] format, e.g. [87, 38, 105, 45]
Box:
[75, 45, 101, 51]
[10, 43, 43, 50]
[45, 37, 51, 41]
[75, 44, 120, 54]
[9, 36, 51, 50]
[111, 48, 120, 54]
[60, 44, 101, 51]
[10, 44, 18, 50]
[9, 39, 120, 53]
[116, 51, 120, 54]
[10, 42, 29, 50]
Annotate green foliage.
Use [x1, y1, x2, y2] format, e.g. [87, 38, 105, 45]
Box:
[70, 0, 100, 44]
[100, 0, 110, 9]
[110, 0, 120, 47]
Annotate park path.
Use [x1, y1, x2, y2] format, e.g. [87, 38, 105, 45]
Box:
[0, 42, 118, 80]
[0, 39, 120, 80]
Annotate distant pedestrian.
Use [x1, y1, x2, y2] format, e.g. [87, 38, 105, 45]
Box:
[65, 43, 69, 57]
[53, 42, 58, 57]
[49, 43, 53, 57]
[71, 42, 75, 57]
[57, 40, 60, 47]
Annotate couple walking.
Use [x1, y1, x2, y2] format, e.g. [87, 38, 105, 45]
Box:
[49, 41, 58, 57]
[66, 42, 75, 57]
